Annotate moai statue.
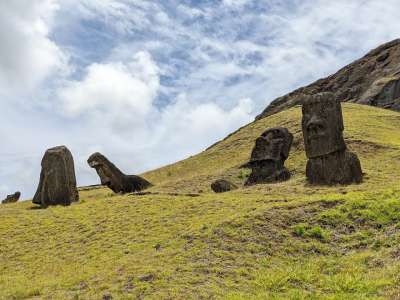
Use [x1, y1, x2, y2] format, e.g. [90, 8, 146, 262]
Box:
[2, 191, 21, 204]
[87, 152, 152, 193]
[302, 93, 363, 185]
[33, 146, 79, 208]
[245, 127, 293, 186]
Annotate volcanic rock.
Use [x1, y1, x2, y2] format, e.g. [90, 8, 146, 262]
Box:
[257, 39, 400, 120]
[32, 146, 79, 207]
[211, 179, 238, 193]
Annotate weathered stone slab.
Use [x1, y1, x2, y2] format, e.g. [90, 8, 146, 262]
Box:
[33, 146, 79, 207]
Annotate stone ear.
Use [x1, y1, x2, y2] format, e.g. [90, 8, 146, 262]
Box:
[337, 101, 344, 131]
[281, 132, 293, 159]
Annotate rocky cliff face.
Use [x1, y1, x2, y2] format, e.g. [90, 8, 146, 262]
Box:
[256, 39, 400, 120]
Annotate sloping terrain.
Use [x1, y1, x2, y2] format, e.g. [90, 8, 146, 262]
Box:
[144, 103, 400, 196]
[256, 39, 400, 120]
[1, 104, 400, 299]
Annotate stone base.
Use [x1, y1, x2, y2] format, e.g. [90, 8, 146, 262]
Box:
[245, 165, 291, 186]
[306, 150, 363, 185]
[120, 175, 152, 193]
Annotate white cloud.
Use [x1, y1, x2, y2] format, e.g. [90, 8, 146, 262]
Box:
[59, 51, 159, 122]
[55, 48, 254, 169]
[0, 0, 67, 96]
[51, 47, 254, 191]
[88, 95, 255, 177]
[222, 0, 251, 7]
[64, 0, 165, 35]
[156, 97, 254, 155]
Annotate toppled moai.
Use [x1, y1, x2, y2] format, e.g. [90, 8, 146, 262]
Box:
[211, 179, 238, 193]
[87, 152, 152, 193]
[302, 93, 363, 185]
[245, 127, 293, 186]
[33, 146, 79, 207]
[2, 191, 21, 204]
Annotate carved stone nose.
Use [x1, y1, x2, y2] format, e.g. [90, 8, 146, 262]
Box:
[307, 116, 323, 131]
[307, 123, 319, 131]
[306, 116, 325, 138]
[88, 161, 99, 167]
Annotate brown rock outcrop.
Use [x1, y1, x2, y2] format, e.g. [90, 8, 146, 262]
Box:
[257, 39, 400, 120]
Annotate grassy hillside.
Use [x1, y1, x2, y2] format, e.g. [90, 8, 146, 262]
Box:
[1, 103, 400, 299]
[143, 103, 400, 195]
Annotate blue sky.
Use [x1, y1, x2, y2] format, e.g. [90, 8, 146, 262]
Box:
[1, 0, 400, 199]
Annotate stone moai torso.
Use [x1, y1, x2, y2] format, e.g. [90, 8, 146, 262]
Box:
[302, 93, 363, 185]
[33, 146, 79, 207]
[245, 127, 293, 186]
[2, 191, 21, 204]
[87, 152, 152, 193]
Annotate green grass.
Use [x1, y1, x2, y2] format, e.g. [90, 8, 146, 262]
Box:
[1, 104, 400, 299]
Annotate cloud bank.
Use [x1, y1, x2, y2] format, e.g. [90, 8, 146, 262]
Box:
[0, 0, 67, 98]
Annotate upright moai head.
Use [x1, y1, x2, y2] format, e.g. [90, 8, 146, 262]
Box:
[250, 127, 293, 164]
[302, 93, 346, 158]
[87, 152, 124, 193]
[33, 146, 79, 207]
[245, 127, 293, 185]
